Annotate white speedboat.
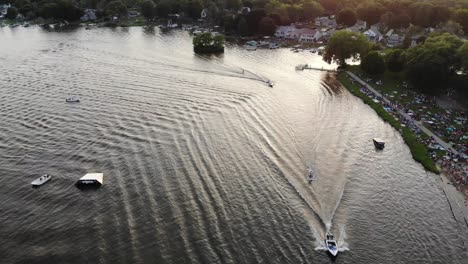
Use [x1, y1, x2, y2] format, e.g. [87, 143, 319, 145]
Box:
[31, 174, 51, 187]
[325, 232, 338, 256]
[65, 97, 80, 103]
[266, 80, 274, 87]
[307, 167, 316, 183]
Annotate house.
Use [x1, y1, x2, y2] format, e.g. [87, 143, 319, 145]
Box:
[363, 25, 383, 42]
[200, 8, 208, 19]
[316, 28, 335, 41]
[315, 16, 337, 28]
[239, 7, 251, 14]
[80, 9, 97, 22]
[298, 28, 318, 42]
[410, 35, 423, 47]
[386, 33, 404, 47]
[346, 20, 367, 33]
[275, 25, 297, 38]
[0, 4, 10, 15]
[15, 13, 24, 21]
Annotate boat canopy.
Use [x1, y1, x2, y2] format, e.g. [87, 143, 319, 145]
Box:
[78, 173, 103, 185]
[373, 138, 385, 144]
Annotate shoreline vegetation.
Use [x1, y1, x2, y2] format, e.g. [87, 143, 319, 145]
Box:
[336, 71, 440, 174]
[193, 32, 225, 54]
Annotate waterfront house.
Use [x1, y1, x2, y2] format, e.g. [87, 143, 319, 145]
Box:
[80, 9, 97, 22]
[239, 7, 251, 14]
[346, 20, 367, 33]
[314, 16, 337, 28]
[363, 25, 383, 42]
[0, 4, 10, 13]
[410, 35, 424, 47]
[298, 28, 318, 42]
[275, 25, 297, 38]
[200, 9, 208, 19]
[386, 33, 404, 47]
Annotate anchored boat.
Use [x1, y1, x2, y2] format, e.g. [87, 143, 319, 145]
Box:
[31, 174, 51, 187]
[65, 97, 80, 103]
[373, 138, 385, 150]
[325, 232, 338, 256]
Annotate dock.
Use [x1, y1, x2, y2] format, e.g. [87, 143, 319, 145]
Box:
[295, 64, 336, 72]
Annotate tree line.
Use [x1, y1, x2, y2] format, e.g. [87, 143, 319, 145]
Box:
[324, 30, 468, 99]
[3, 0, 468, 37]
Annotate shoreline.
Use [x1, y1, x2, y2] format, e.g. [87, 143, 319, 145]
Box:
[337, 71, 468, 199]
[336, 71, 439, 172]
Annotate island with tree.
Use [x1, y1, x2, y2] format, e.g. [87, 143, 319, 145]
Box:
[193, 32, 225, 54]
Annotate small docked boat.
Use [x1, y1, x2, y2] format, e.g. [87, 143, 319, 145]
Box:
[307, 167, 316, 183]
[65, 97, 80, 103]
[244, 41, 257, 51]
[373, 138, 385, 150]
[31, 174, 51, 187]
[325, 232, 338, 256]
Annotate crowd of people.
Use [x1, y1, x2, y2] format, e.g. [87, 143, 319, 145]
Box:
[351, 78, 467, 194]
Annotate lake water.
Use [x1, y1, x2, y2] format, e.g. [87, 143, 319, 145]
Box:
[1, 26, 467, 263]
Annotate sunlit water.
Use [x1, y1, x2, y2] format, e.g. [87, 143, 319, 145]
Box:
[1, 26, 466, 263]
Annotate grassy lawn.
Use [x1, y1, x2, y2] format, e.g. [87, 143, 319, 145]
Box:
[347, 65, 466, 145]
[337, 72, 439, 173]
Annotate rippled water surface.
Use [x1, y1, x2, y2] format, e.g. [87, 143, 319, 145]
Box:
[1, 27, 467, 264]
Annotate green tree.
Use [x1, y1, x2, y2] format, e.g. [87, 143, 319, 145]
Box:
[319, 0, 337, 13]
[105, 0, 127, 17]
[405, 33, 463, 94]
[287, 4, 302, 22]
[258, 16, 275, 36]
[301, 0, 324, 21]
[140, 0, 155, 20]
[6, 7, 18, 19]
[455, 9, 468, 34]
[431, 5, 451, 26]
[38, 0, 83, 21]
[381, 11, 410, 29]
[357, 2, 383, 26]
[185, 0, 203, 20]
[386, 49, 406, 72]
[212, 34, 225, 50]
[193, 32, 224, 53]
[336, 8, 356, 27]
[439, 20, 464, 36]
[323, 30, 371, 67]
[155, 1, 171, 18]
[361, 51, 385, 75]
[223, 15, 235, 33]
[408, 3, 449, 28]
[226, 0, 241, 11]
[237, 16, 248, 36]
[458, 42, 468, 73]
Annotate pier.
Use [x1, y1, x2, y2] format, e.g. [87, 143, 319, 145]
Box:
[295, 64, 336, 72]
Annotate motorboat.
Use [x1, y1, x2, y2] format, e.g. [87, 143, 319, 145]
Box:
[373, 138, 385, 150]
[266, 80, 274, 87]
[65, 97, 80, 103]
[244, 40, 257, 51]
[307, 167, 316, 183]
[31, 174, 51, 187]
[325, 232, 338, 256]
